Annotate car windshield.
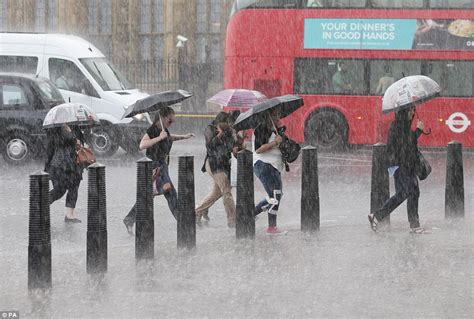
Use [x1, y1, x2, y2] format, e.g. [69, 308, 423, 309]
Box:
[36, 80, 65, 106]
[80, 57, 134, 91]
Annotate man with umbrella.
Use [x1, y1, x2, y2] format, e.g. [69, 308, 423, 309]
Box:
[122, 90, 194, 235]
[233, 95, 303, 235]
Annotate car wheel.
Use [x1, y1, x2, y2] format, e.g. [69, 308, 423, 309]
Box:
[304, 111, 348, 151]
[2, 132, 34, 164]
[90, 126, 119, 157]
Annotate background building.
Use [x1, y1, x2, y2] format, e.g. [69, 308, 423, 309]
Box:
[0, 0, 234, 111]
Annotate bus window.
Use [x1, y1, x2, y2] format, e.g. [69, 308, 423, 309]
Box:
[331, 59, 366, 94]
[430, 0, 473, 8]
[370, 61, 395, 95]
[423, 61, 473, 98]
[371, 0, 423, 8]
[294, 58, 367, 95]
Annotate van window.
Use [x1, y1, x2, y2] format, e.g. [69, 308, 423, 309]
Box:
[0, 56, 38, 74]
[49, 58, 94, 95]
[80, 58, 133, 91]
[1, 84, 28, 107]
[36, 80, 64, 107]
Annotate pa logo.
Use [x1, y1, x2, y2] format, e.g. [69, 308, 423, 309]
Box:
[446, 112, 471, 134]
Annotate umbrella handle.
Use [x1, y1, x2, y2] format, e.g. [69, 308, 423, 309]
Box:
[159, 115, 164, 130]
[422, 128, 431, 135]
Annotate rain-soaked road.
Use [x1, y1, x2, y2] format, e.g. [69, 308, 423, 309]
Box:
[0, 136, 473, 318]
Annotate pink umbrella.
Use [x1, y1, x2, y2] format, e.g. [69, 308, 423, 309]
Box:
[207, 89, 267, 108]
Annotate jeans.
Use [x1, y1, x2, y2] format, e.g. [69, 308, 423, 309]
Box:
[124, 162, 177, 225]
[374, 167, 420, 229]
[254, 160, 282, 228]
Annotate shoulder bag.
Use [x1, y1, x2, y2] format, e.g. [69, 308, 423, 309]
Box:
[76, 145, 96, 168]
[415, 150, 431, 181]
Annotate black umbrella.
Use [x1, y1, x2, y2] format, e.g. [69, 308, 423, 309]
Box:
[122, 89, 193, 119]
[233, 94, 304, 131]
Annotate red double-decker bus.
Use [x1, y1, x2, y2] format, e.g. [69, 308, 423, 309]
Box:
[224, 0, 473, 149]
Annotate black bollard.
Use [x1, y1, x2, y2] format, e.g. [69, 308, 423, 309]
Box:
[236, 150, 255, 239]
[87, 163, 108, 274]
[177, 156, 196, 249]
[135, 157, 154, 259]
[370, 143, 390, 226]
[445, 141, 464, 218]
[301, 146, 320, 232]
[28, 171, 52, 289]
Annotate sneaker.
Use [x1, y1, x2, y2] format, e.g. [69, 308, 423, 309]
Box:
[123, 219, 134, 236]
[65, 216, 81, 224]
[266, 226, 288, 235]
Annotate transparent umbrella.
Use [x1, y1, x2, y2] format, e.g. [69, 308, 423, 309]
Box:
[382, 75, 441, 114]
[42, 103, 100, 129]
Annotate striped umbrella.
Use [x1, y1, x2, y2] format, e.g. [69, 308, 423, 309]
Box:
[207, 89, 267, 108]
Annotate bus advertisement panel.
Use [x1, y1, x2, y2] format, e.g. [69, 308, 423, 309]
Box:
[224, 1, 474, 149]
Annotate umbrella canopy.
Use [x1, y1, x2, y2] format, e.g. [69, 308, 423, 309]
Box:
[207, 89, 267, 108]
[382, 75, 441, 114]
[233, 94, 304, 131]
[43, 102, 100, 129]
[122, 89, 192, 119]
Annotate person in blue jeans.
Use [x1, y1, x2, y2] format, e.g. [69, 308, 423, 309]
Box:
[123, 106, 194, 235]
[368, 105, 426, 234]
[253, 109, 286, 235]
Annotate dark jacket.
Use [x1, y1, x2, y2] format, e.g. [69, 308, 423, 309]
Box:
[386, 113, 422, 173]
[203, 124, 234, 174]
[45, 126, 84, 178]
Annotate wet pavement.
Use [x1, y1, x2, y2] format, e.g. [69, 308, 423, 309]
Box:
[0, 137, 472, 318]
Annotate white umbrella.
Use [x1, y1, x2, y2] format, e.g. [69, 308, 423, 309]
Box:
[382, 75, 441, 114]
[43, 102, 100, 129]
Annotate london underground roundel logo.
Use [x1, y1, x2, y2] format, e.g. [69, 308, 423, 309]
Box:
[446, 112, 471, 133]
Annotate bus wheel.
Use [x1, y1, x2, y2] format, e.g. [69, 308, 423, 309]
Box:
[90, 125, 119, 157]
[305, 111, 347, 151]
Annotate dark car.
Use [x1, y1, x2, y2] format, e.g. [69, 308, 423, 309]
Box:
[0, 73, 64, 164]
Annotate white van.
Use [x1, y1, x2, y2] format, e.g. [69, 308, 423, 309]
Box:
[0, 32, 150, 156]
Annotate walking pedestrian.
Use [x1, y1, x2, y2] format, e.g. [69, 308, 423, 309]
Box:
[253, 109, 286, 235]
[123, 106, 194, 235]
[45, 124, 85, 223]
[195, 112, 240, 228]
[368, 105, 426, 233]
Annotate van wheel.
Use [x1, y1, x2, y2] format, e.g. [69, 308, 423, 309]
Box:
[304, 111, 348, 151]
[2, 132, 33, 164]
[90, 126, 119, 157]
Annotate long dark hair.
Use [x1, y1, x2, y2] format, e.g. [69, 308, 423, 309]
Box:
[391, 107, 416, 147]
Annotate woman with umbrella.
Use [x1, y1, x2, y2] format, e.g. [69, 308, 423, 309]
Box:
[368, 105, 426, 233]
[368, 75, 440, 233]
[252, 108, 287, 234]
[195, 111, 242, 228]
[233, 94, 303, 235]
[43, 102, 99, 223]
[123, 106, 194, 235]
